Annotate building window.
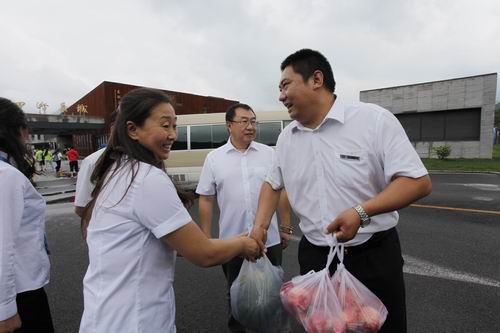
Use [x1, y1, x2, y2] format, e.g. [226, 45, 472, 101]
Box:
[395, 108, 481, 142]
[398, 114, 421, 141]
[445, 109, 481, 141]
[190, 125, 229, 150]
[421, 113, 445, 141]
[212, 124, 229, 148]
[283, 120, 293, 128]
[172, 126, 188, 150]
[256, 122, 281, 146]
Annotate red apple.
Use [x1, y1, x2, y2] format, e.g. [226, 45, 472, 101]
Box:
[360, 306, 383, 332]
[343, 306, 361, 330]
[286, 286, 313, 311]
[280, 281, 294, 298]
[305, 312, 346, 333]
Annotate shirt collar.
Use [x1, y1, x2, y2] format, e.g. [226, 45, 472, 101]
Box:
[225, 138, 259, 153]
[291, 95, 345, 132]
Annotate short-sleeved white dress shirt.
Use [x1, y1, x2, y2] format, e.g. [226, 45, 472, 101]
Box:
[267, 97, 428, 247]
[196, 140, 281, 247]
[74, 148, 105, 208]
[0, 153, 50, 321]
[79, 160, 192, 333]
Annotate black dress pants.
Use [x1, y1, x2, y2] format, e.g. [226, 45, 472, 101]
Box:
[298, 228, 406, 333]
[222, 244, 282, 333]
[14, 287, 54, 333]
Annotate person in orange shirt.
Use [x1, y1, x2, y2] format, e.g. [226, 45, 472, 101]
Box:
[66, 146, 79, 178]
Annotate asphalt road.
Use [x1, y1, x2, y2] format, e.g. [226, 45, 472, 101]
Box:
[42, 173, 500, 332]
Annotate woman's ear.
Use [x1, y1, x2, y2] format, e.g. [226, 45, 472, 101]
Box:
[126, 121, 139, 141]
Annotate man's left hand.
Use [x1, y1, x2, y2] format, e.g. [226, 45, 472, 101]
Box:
[325, 207, 361, 242]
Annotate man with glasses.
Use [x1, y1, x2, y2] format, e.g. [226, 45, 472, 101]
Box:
[196, 103, 291, 333]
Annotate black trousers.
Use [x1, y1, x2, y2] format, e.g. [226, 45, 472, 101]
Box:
[298, 228, 406, 333]
[222, 244, 282, 333]
[69, 160, 79, 172]
[14, 288, 54, 333]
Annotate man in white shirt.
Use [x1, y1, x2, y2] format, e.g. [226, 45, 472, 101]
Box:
[250, 49, 432, 333]
[75, 111, 117, 221]
[196, 103, 291, 333]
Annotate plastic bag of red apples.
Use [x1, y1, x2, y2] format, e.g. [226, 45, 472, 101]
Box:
[280, 242, 387, 333]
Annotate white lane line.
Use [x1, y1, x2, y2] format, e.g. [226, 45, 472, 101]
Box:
[446, 183, 500, 191]
[287, 236, 500, 288]
[403, 255, 500, 288]
[472, 196, 494, 201]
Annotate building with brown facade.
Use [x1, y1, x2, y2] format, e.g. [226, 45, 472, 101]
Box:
[66, 81, 238, 155]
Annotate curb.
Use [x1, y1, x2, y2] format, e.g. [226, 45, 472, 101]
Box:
[45, 194, 75, 205]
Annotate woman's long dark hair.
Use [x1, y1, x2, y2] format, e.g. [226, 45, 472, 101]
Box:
[81, 88, 193, 236]
[0, 97, 36, 179]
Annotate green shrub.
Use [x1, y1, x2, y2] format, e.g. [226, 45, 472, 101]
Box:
[433, 145, 452, 160]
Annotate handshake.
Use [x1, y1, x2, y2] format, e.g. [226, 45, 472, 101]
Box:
[237, 225, 269, 261]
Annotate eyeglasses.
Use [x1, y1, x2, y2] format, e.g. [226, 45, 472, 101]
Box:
[229, 119, 258, 127]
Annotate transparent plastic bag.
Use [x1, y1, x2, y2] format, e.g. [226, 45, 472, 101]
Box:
[280, 245, 346, 333]
[331, 243, 388, 332]
[230, 255, 289, 332]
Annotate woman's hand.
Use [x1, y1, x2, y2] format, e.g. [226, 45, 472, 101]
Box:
[0, 313, 21, 333]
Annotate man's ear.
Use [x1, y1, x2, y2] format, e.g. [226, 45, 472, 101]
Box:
[126, 121, 139, 141]
[311, 70, 325, 90]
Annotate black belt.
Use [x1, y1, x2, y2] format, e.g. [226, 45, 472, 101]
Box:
[343, 227, 396, 255]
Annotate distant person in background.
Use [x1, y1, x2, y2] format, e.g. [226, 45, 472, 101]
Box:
[0, 97, 54, 333]
[66, 146, 79, 178]
[52, 149, 63, 176]
[43, 149, 54, 172]
[35, 148, 44, 172]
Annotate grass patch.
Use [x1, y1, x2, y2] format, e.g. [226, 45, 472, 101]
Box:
[422, 144, 500, 172]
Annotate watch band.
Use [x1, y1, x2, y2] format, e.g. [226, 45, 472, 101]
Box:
[353, 204, 371, 227]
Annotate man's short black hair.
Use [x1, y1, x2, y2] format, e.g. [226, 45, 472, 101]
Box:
[225, 103, 255, 122]
[280, 49, 336, 93]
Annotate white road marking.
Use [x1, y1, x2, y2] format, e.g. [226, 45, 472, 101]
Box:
[447, 183, 500, 191]
[403, 255, 500, 288]
[287, 236, 500, 288]
[472, 196, 494, 201]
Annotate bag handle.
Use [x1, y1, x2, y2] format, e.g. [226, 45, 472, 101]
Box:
[325, 234, 343, 271]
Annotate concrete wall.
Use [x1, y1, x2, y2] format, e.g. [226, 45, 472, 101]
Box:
[360, 73, 497, 158]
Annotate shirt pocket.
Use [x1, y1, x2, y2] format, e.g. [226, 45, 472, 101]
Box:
[333, 150, 371, 189]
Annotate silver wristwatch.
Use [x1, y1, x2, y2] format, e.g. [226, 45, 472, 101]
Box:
[353, 204, 371, 228]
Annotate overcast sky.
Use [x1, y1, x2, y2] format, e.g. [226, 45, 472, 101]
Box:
[1, 0, 499, 114]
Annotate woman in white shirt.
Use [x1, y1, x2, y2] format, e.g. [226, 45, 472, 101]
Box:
[0, 98, 54, 333]
[79, 88, 260, 333]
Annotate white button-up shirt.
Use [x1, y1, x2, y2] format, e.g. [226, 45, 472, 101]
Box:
[0, 153, 50, 321]
[196, 140, 281, 247]
[267, 97, 428, 247]
[79, 161, 192, 333]
[75, 148, 105, 208]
